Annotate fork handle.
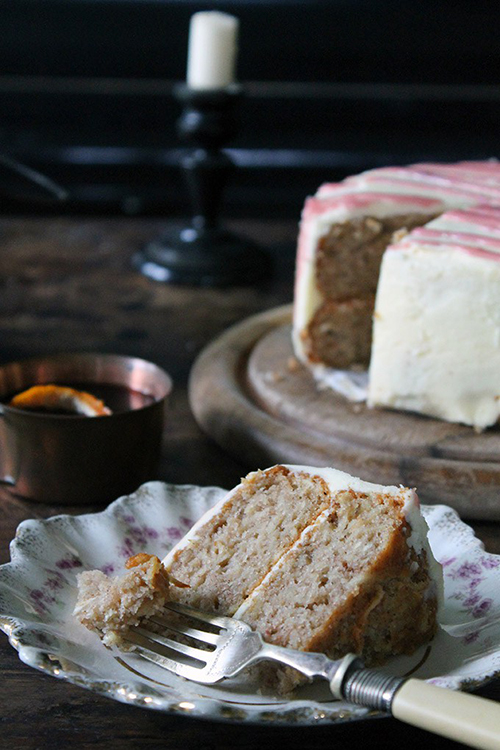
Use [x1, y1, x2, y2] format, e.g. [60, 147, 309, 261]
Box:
[342, 668, 500, 750]
[391, 679, 500, 750]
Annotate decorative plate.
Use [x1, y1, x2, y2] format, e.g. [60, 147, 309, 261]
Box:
[1, 482, 500, 726]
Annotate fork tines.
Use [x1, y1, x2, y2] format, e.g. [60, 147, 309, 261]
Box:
[120, 602, 229, 682]
[163, 601, 234, 629]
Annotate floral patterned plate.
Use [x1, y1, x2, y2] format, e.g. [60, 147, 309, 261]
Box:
[1, 482, 500, 726]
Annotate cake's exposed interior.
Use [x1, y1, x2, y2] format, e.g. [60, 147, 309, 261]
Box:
[315, 212, 436, 300]
[236, 488, 435, 671]
[301, 212, 438, 368]
[306, 296, 374, 369]
[164, 466, 333, 615]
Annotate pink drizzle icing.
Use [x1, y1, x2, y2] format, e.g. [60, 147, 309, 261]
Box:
[314, 161, 500, 211]
[296, 162, 500, 288]
[303, 191, 443, 219]
[390, 206, 500, 261]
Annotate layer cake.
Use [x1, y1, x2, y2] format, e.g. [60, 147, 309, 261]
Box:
[293, 161, 500, 380]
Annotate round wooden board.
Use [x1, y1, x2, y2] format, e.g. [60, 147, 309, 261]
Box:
[189, 305, 500, 520]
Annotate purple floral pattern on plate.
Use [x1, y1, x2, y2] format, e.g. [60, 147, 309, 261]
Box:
[1, 485, 499, 725]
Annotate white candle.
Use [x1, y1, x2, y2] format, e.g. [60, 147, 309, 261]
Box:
[186, 11, 239, 90]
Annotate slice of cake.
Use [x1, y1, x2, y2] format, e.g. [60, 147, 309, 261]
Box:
[164, 465, 442, 691]
[74, 553, 171, 647]
[293, 160, 500, 379]
[368, 206, 500, 429]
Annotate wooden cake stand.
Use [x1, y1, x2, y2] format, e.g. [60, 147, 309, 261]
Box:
[189, 305, 500, 520]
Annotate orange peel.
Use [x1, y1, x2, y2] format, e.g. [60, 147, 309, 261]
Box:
[9, 384, 112, 416]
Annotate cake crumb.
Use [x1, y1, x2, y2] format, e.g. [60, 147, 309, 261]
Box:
[74, 554, 170, 647]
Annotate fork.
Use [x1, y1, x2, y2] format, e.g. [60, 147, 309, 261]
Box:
[121, 601, 500, 748]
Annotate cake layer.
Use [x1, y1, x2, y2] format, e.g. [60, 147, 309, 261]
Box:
[305, 296, 374, 368]
[293, 160, 500, 377]
[368, 206, 500, 429]
[315, 212, 437, 301]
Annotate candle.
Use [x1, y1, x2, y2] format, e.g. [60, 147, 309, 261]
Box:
[186, 11, 239, 90]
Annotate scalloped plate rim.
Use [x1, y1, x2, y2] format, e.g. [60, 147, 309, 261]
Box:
[1, 481, 500, 727]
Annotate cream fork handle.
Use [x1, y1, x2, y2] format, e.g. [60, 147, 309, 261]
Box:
[391, 679, 500, 750]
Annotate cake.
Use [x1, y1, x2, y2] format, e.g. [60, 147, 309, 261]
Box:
[293, 160, 500, 379]
[163, 464, 442, 692]
[74, 553, 171, 646]
[368, 206, 500, 429]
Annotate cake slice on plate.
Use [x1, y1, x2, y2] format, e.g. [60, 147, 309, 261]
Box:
[74, 466, 441, 693]
[164, 464, 442, 691]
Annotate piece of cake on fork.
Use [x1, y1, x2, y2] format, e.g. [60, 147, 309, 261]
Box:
[74, 553, 171, 647]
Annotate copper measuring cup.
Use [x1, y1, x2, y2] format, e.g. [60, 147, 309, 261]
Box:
[0, 353, 172, 505]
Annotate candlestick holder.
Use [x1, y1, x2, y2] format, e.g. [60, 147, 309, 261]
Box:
[133, 83, 270, 286]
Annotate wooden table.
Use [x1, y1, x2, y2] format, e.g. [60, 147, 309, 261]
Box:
[0, 216, 498, 750]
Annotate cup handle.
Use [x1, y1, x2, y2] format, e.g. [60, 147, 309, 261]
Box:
[0, 404, 16, 486]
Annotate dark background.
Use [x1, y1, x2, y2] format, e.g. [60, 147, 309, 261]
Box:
[1, 0, 499, 217]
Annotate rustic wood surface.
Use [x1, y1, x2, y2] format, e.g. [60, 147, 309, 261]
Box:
[0, 216, 498, 750]
[190, 306, 500, 519]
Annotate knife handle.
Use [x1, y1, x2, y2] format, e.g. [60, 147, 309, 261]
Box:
[391, 679, 500, 750]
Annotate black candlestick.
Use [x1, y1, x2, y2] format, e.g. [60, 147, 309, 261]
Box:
[133, 84, 270, 286]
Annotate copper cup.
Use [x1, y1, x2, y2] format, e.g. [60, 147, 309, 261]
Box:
[0, 353, 172, 505]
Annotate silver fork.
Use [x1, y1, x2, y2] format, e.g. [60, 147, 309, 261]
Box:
[123, 602, 500, 750]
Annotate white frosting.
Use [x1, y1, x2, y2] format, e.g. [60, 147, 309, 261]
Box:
[317, 179, 478, 204]
[281, 463, 404, 495]
[311, 365, 368, 402]
[435, 218, 500, 241]
[368, 244, 500, 429]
